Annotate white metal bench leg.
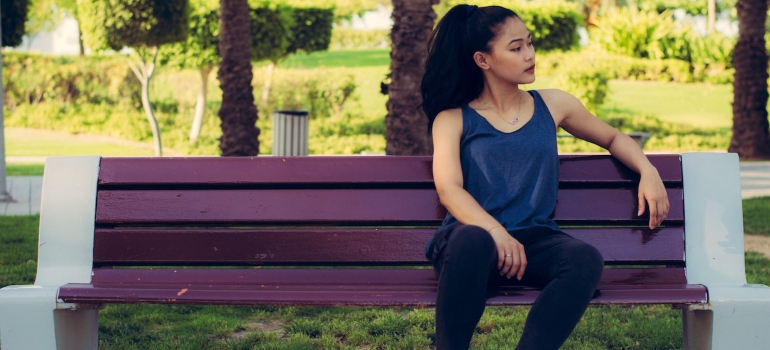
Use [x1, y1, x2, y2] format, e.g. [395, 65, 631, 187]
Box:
[683, 308, 712, 350]
[684, 285, 770, 350]
[0, 285, 98, 349]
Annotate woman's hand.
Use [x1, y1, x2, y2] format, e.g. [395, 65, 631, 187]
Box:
[638, 168, 670, 229]
[488, 226, 526, 280]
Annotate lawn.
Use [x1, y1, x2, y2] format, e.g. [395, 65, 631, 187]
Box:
[5, 128, 156, 157]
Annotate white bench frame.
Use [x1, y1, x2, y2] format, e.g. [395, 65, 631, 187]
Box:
[1, 153, 769, 349]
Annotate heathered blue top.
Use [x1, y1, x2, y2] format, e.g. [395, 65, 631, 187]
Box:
[426, 90, 561, 255]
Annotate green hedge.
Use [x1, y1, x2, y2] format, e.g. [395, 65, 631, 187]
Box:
[538, 48, 732, 84]
[330, 28, 391, 50]
[589, 7, 735, 83]
[78, 0, 189, 52]
[2, 52, 139, 109]
[3, 53, 380, 156]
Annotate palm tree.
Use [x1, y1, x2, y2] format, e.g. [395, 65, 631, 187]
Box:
[218, 0, 259, 156]
[730, 0, 770, 160]
[384, 0, 438, 155]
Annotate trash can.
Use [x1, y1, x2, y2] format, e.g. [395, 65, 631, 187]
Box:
[272, 110, 309, 156]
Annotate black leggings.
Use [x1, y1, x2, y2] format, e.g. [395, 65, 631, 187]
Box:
[427, 224, 604, 350]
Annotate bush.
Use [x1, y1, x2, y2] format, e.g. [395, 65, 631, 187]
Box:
[588, 7, 735, 83]
[539, 49, 695, 83]
[551, 59, 610, 114]
[2, 52, 139, 110]
[330, 28, 391, 50]
[590, 7, 685, 60]
[557, 112, 731, 153]
[252, 67, 358, 120]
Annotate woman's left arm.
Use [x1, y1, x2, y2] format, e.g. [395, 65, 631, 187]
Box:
[542, 89, 670, 229]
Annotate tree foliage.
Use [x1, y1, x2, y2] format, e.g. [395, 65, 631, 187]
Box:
[1, 0, 30, 47]
[77, 0, 189, 51]
[285, 7, 334, 56]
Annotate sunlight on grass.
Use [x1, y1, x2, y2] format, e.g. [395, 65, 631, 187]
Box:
[5, 128, 156, 157]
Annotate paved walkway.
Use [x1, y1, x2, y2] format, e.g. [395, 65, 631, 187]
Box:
[2, 161, 770, 216]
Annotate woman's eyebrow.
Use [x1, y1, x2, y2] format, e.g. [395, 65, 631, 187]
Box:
[507, 33, 532, 45]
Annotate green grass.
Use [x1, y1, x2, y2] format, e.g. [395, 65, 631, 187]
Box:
[744, 196, 770, 236]
[5, 128, 156, 157]
[0, 215, 39, 287]
[5, 163, 45, 176]
[270, 49, 391, 69]
[2, 213, 769, 349]
[602, 80, 733, 128]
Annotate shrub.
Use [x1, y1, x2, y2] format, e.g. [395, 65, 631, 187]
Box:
[556, 112, 731, 153]
[550, 59, 610, 114]
[590, 7, 685, 60]
[538, 49, 695, 83]
[588, 7, 735, 83]
[330, 28, 391, 50]
[1, 52, 139, 110]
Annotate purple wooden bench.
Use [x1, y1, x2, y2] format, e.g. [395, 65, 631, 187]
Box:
[1, 153, 769, 349]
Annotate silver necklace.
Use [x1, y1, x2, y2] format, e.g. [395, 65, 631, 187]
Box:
[481, 90, 521, 126]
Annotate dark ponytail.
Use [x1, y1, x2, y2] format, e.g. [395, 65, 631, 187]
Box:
[421, 4, 519, 131]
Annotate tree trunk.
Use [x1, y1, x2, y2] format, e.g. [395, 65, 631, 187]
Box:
[218, 0, 260, 157]
[385, 0, 437, 156]
[730, 0, 770, 160]
[190, 66, 213, 142]
[0, 42, 12, 202]
[707, 0, 716, 34]
[261, 61, 275, 106]
[128, 47, 163, 157]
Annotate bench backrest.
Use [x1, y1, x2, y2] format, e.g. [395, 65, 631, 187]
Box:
[92, 155, 684, 269]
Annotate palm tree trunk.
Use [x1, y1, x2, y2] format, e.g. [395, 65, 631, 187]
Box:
[707, 0, 716, 34]
[730, 0, 770, 160]
[385, 0, 438, 156]
[218, 0, 260, 156]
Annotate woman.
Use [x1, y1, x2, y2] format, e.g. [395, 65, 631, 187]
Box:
[421, 4, 670, 349]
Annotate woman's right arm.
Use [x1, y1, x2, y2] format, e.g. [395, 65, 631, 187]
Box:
[432, 109, 527, 280]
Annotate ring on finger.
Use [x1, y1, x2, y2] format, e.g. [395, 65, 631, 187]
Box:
[504, 253, 512, 258]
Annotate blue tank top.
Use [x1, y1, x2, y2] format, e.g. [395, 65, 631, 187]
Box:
[427, 90, 561, 254]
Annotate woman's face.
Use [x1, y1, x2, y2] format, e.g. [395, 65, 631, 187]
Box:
[482, 17, 536, 85]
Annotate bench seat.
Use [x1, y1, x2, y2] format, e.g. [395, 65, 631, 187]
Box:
[60, 267, 707, 307]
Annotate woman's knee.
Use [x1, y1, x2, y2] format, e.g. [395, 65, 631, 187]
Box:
[447, 225, 496, 254]
[567, 241, 604, 282]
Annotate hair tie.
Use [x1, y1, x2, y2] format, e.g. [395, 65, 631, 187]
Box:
[466, 5, 478, 16]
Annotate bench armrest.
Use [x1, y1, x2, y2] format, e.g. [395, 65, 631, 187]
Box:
[682, 152, 746, 286]
[35, 156, 101, 287]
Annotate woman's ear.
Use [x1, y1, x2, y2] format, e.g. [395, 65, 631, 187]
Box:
[473, 51, 490, 70]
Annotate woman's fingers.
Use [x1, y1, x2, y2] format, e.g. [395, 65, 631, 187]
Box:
[489, 230, 527, 280]
[499, 244, 527, 280]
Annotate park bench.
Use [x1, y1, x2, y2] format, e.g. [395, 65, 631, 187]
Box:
[1, 153, 769, 349]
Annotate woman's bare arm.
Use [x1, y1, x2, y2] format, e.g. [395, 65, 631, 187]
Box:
[541, 89, 670, 229]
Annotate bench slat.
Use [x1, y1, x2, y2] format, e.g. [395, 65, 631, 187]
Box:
[58, 268, 706, 307]
[95, 188, 683, 225]
[93, 227, 685, 265]
[97, 155, 683, 186]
